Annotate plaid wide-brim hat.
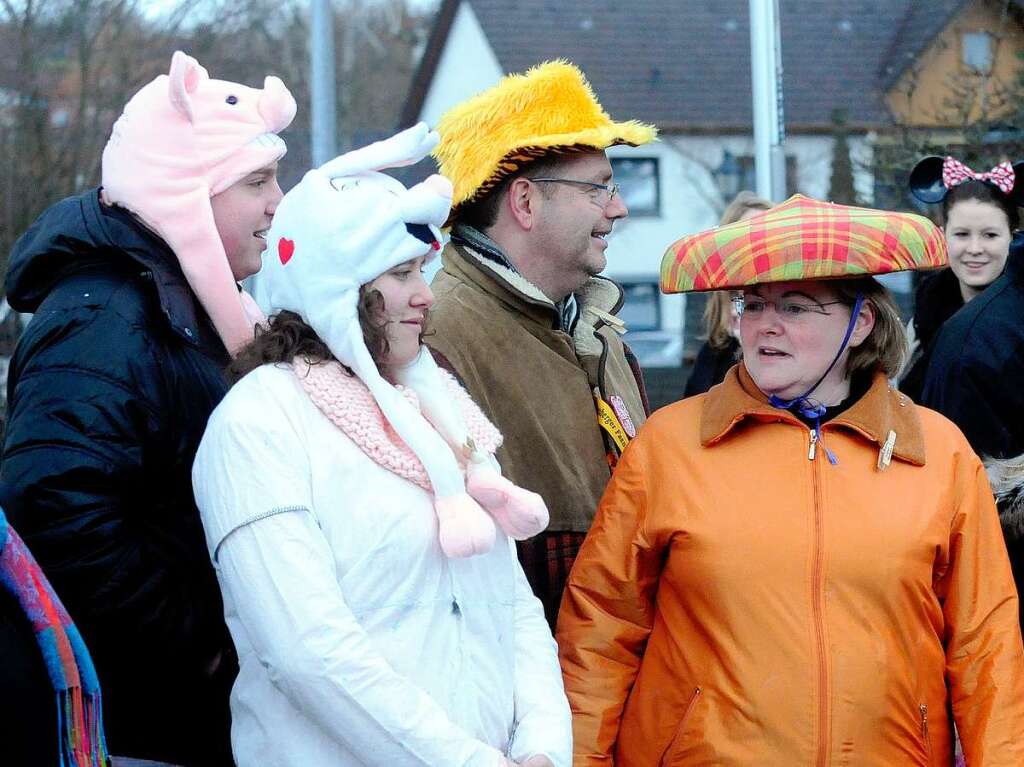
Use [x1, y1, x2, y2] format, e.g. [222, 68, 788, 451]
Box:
[660, 194, 947, 293]
[433, 60, 657, 221]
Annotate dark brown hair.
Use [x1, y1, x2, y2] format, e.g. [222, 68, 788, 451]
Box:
[455, 154, 570, 232]
[228, 286, 389, 384]
[942, 178, 1020, 231]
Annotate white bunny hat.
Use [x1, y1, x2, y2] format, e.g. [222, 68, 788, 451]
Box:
[257, 123, 504, 556]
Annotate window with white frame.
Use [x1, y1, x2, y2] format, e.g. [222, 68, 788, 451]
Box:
[610, 157, 660, 216]
[618, 281, 661, 331]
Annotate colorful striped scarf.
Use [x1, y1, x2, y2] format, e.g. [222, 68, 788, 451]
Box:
[0, 508, 108, 766]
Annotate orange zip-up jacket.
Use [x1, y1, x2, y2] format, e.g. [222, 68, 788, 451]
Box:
[557, 365, 1024, 766]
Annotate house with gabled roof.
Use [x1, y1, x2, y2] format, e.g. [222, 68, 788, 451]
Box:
[402, 0, 1024, 391]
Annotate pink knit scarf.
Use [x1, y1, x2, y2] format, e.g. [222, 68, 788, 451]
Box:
[295, 360, 502, 492]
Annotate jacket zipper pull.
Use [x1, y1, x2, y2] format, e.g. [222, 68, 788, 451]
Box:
[808, 429, 818, 461]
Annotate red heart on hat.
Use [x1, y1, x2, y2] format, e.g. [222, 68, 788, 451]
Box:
[278, 237, 295, 265]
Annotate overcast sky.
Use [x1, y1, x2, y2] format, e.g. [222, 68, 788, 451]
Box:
[141, 0, 439, 20]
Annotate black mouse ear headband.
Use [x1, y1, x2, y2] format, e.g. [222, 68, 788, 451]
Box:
[909, 155, 1024, 204]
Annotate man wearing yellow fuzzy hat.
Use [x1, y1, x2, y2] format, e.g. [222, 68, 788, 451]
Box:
[0, 51, 295, 765]
[427, 61, 656, 626]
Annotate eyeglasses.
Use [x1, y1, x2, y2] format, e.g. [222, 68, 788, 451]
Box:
[733, 296, 847, 323]
[528, 177, 620, 205]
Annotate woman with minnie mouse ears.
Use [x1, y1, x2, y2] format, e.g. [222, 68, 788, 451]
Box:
[916, 153, 1024, 644]
[900, 155, 1024, 400]
[191, 123, 570, 767]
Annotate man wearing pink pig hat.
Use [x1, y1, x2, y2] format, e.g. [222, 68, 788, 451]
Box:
[0, 51, 295, 765]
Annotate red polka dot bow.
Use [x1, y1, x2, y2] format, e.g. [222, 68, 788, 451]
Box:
[942, 156, 1015, 194]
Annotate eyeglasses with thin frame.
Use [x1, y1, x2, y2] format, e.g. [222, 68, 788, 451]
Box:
[528, 177, 621, 205]
[733, 296, 847, 323]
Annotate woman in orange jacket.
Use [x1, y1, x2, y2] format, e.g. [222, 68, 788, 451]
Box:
[557, 195, 1024, 766]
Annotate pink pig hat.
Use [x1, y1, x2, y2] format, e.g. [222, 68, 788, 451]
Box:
[101, 50, 296, 355]
[256, 123, 548, 557]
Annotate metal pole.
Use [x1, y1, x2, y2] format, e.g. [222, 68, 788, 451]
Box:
[311, 0, 337, 166]
[749, 0, 786, 201]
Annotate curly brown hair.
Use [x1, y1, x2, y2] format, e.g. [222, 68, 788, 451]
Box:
[228, 286, 390, 384]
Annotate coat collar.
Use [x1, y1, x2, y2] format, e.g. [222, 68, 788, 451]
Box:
[441, 240, 625, 327]
[1007, 236, 1024, 286]
[701, 363, 926, 466]
[89, 193, 213, 348]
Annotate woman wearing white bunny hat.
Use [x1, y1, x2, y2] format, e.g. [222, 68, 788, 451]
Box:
[192, 123, 571, 767]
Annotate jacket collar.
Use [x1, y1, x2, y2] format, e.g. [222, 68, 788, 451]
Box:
[1006, 234, 1024, 286]
[701, 363, 926, 466]
[442, 239, 625, 328]
[88, 193, 214, 347]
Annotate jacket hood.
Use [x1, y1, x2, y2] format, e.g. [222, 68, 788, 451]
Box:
[6, 189, 206, 346]
[1009, 231, 1024, 283]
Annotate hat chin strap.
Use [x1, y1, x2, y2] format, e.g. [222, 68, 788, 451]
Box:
[768, 292, 864, 466]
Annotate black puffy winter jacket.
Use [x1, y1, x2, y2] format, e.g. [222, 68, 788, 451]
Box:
[0, 189, 235, 766]
[921, 233, 1024, 631]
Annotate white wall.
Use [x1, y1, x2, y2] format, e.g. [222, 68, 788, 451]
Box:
[418, 1, 503, 127]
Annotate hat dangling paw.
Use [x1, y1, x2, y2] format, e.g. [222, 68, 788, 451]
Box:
[435, 493, 497, 558]
[466, 459, 549, 540]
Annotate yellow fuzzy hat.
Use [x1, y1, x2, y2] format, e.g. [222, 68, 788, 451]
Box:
[433, 60, 657, 219]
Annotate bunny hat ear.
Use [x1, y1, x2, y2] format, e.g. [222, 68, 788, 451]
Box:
[909, 155, 948, 204]
[317, 122, 439, 180]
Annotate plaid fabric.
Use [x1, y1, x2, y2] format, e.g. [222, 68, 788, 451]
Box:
[661, 194, 947, 293]
[517, 531, 588, 629]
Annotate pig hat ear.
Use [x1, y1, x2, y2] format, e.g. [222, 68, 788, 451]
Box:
[258, 76, 295, 133]
[167, 50, 209, 123]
